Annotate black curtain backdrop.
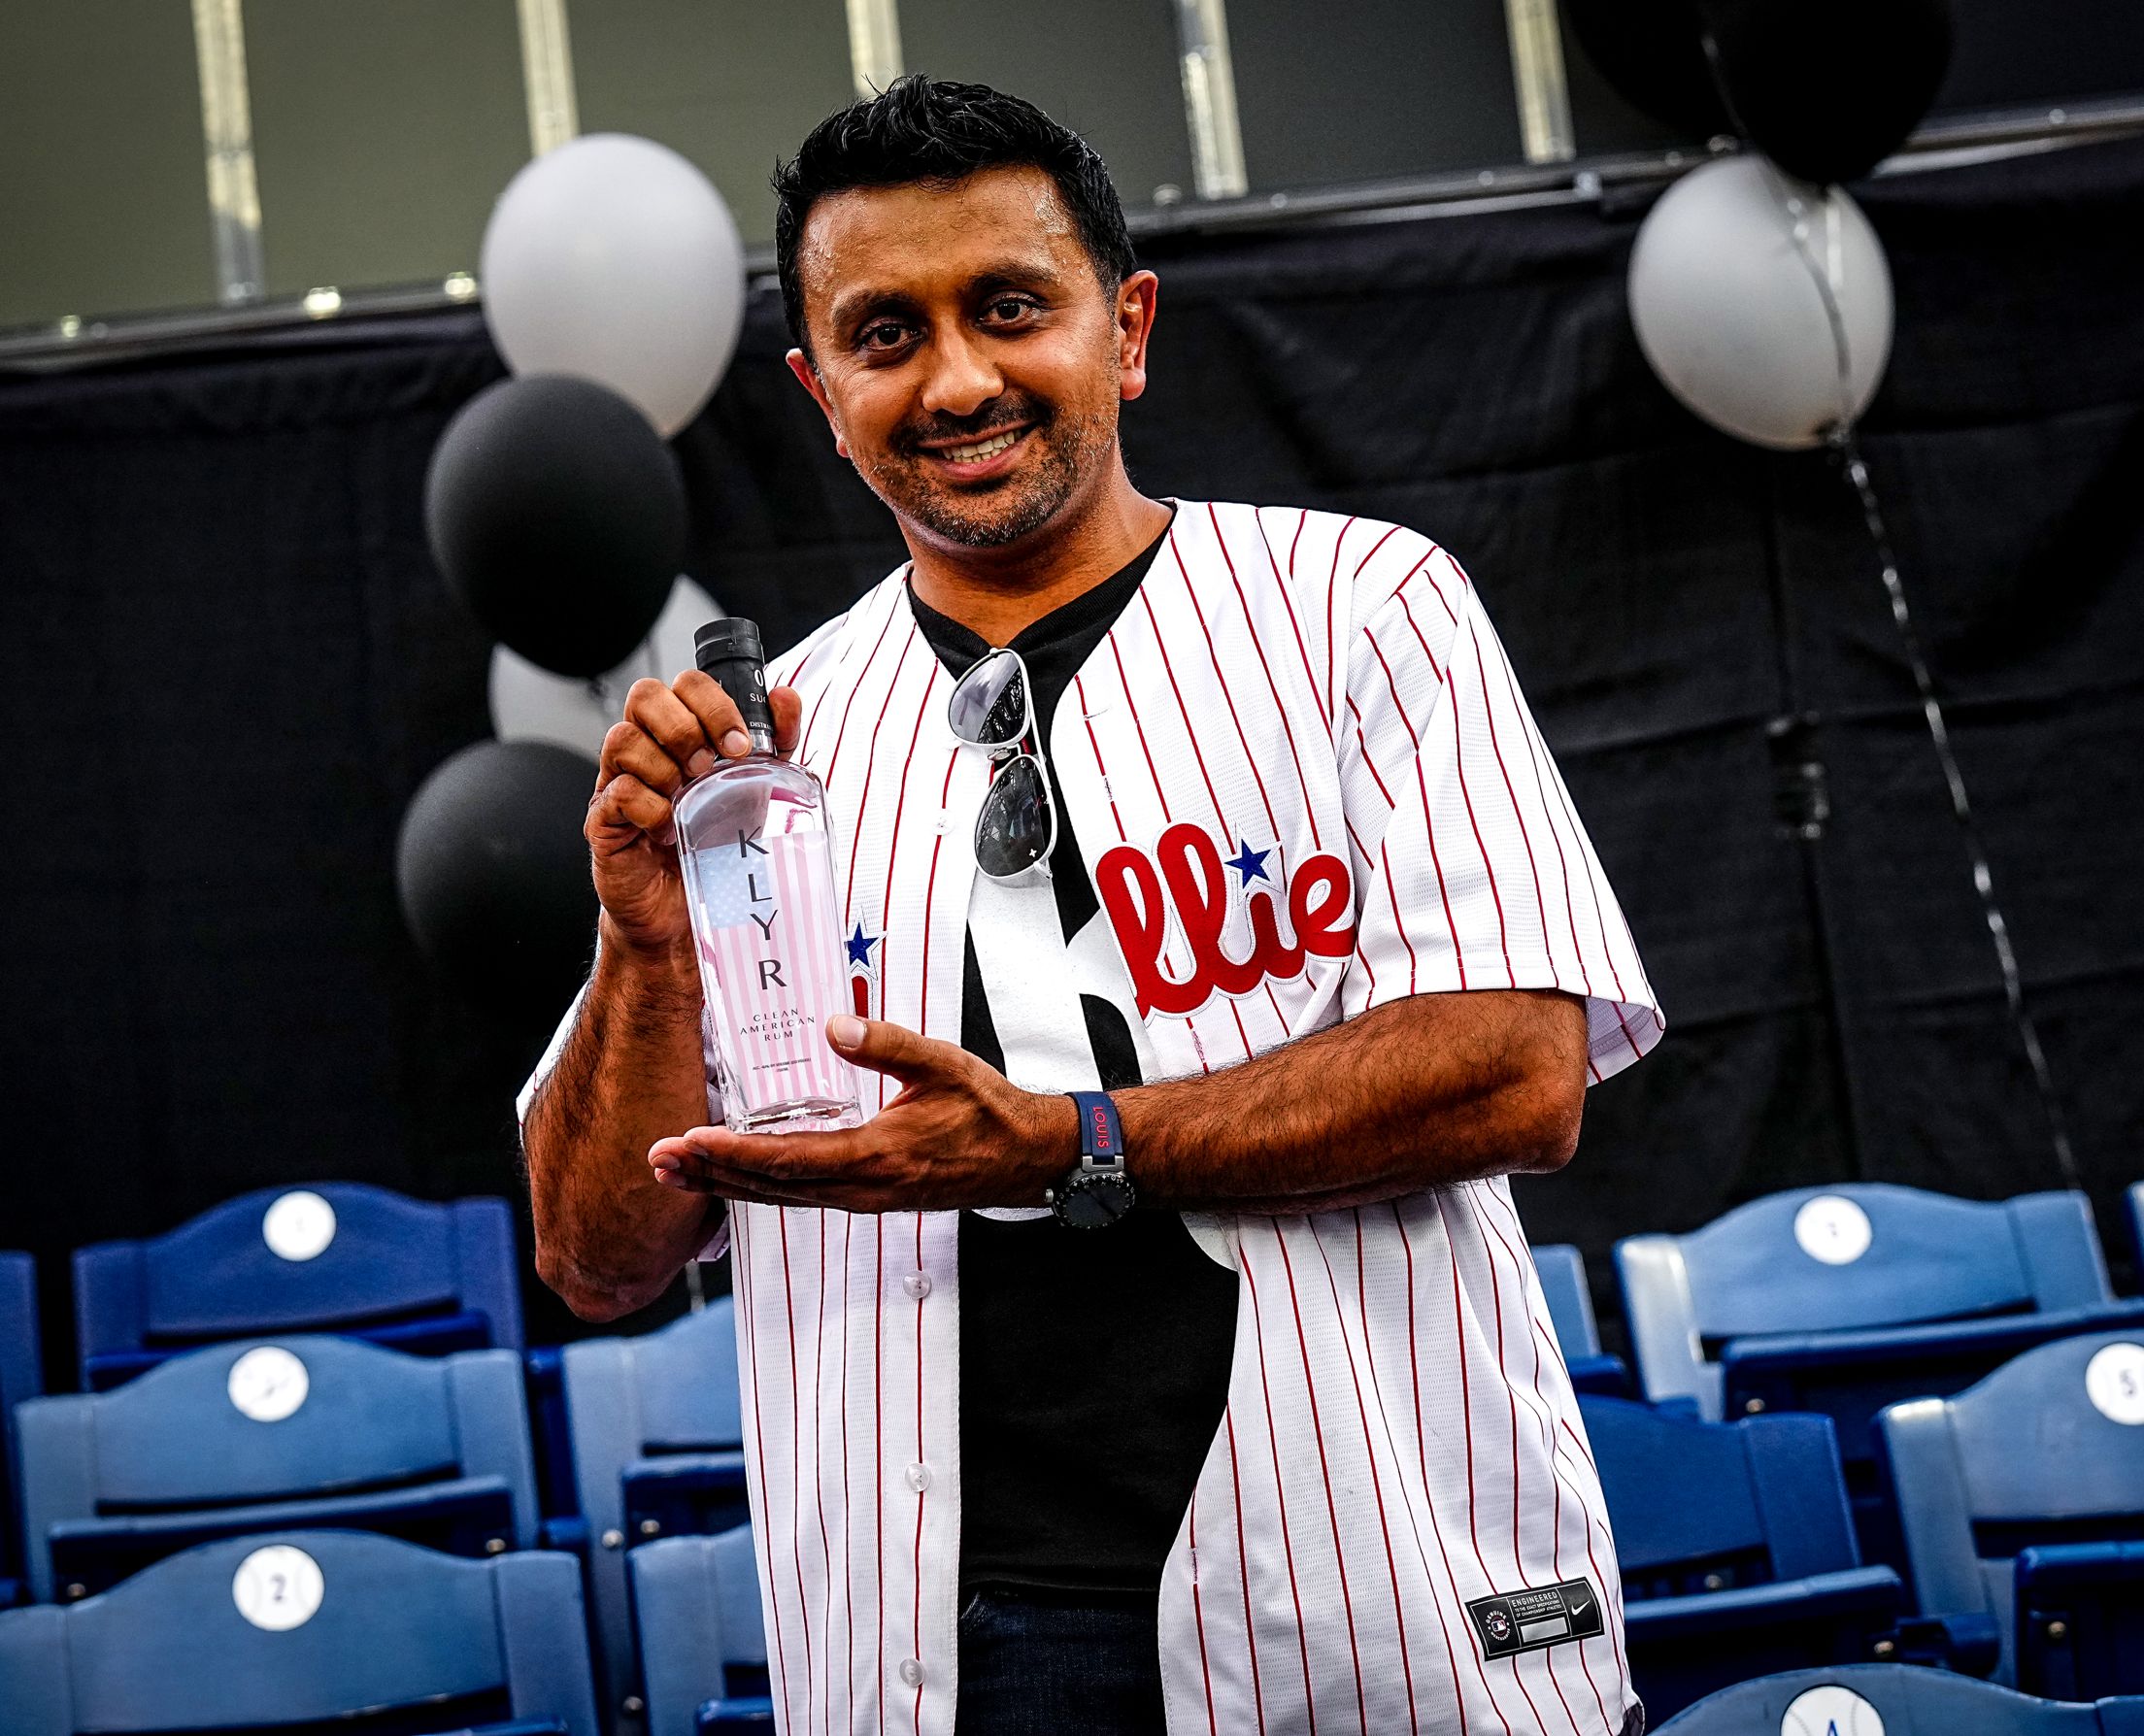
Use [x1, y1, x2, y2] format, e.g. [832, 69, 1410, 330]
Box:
[3, 136, 2140, 1372]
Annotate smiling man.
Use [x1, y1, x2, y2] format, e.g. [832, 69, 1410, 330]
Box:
[522, 77, 1661, 1736]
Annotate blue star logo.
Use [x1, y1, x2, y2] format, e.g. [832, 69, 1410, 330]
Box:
[1224, 839, 1274, 886]
[845, 923, 881, 969]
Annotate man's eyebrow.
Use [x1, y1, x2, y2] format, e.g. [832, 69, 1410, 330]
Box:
[825, 285, 922, 335]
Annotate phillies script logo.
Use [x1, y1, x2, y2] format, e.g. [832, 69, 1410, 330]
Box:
[1094, 823, 1356, 1018]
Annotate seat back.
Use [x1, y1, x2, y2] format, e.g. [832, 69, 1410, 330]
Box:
[0, 1528, 596, 1736]
[1534, 1244, 1603, 1358]
[1879, 1330, 2144, 1678]
[563, 1299, 742, 1722]
[1, 1252, 41, 1603]
[1584, 1395, 1860, 1596]
[73, 1184, 522, 1387]
[17, 1336, 537, 1602]
[1655, 1663, 2143, 1733]
[629, 1528, 769, 1736]
[1619, 1185, 2113, 1412]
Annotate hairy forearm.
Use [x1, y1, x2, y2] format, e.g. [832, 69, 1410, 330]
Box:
[523, 915, 719, 1319]
[1120, 989, 1589, 1213]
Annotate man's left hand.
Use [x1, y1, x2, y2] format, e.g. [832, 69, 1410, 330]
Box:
[648, 1016, 1077, 1212]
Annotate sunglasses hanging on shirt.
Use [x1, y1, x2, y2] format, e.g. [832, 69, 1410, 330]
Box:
[948, 647, 1057, 882]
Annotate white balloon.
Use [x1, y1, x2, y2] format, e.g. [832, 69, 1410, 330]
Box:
[490, 577, 725, 759]
[1628, 154, 1893, 451]
[482, 134, 745, 437]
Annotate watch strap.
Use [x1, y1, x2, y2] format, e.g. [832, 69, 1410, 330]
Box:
[1067, 1090, 1124, 1173]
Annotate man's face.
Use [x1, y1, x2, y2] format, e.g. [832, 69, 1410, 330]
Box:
[787, 166, 1156, 551]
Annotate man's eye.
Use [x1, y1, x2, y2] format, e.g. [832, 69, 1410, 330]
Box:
[860, 321, 912, 350]
[986, 297, 1037, 322]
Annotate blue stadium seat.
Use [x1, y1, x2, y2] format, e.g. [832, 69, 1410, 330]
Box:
[74, 1183, 522, 1390]
[1583, 1393, 1908, 1721]
[1534, 1243, 1629, 1395]
[1877, 1329, 2144, 1700]
[546, 1299, 745, 1726]
[2127, 1182, 2144, 1283]
[1657, 1663, 2144, 1734]
[0, 1528, 598, 1736]
[1617, 1185, 2144, 1554]
[1, 1251, 42, 1609]
[629, 1528, 770, 1736]
[17, 1336, 537, 1603]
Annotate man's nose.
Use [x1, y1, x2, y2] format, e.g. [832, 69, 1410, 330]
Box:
[919, 328, 1004, 420]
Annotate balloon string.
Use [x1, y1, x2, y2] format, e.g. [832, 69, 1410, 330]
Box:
[1763, 165, 2080, 1189]
[1826, 432, 2081, 1189]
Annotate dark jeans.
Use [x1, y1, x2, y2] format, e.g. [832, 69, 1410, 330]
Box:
[956, 1586, 1168, 1736]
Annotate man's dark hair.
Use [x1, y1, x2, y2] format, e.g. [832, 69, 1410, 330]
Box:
[773, 76, 1136, 352]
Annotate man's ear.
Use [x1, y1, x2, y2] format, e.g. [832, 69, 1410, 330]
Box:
[786, 348, 850, 459]
[1116, 270, 1160, 404]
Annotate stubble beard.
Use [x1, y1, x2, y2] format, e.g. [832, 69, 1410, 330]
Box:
[857, 396, 1122, 551]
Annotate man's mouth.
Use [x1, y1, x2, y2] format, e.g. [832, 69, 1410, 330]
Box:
[914, 421, 1034, 472]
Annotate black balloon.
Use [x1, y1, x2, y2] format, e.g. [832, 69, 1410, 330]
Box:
[1562, 0, 1731, 142]
[396, 739, 599, 1013]
[1698, 0, 1953, 186]
[426, 374, 686, 677]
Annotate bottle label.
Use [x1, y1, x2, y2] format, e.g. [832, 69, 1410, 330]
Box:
[690, 828, 855, 1110]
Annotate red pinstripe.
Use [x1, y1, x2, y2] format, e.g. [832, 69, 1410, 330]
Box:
[875, 662, 941, 1108]
[1190, 1491, 1220, 1736]
[776, 1212, 818, 1736]
[839, 1212, 857, 1736]
[1223, 1407, 1270, 1736]
[1138, 584, 1229, 830]
[1472, 1196, 1617, 1734]
[841, 630, 920, 920]
[1072, 672, 1125, 840]
[1380, 839, 1420, 993]
[735, 1210, 795, 1725]
[874, 1218, 886, 1736]
[1214, 505, 1323, 846]
[1363, 628, 1465, 986]
[1323, 517, 1357, 725]
[910, 1212, 925, 1734]
[1256, 507, 1325, 733]
[1237, 1237, 1321, 1731]
[1304, 1219, 1421, 1736]
[1436, 1195, 1562, 1736]
[1464, 615, 1560, 988]
[1107, 634, 1173, 824]
[1441, 645, 1516, 987]
[1394, 1202, 1516, 1736]
[1168, 533, 1280, 840]
[1342, 697, 1398, 811]
[820, 586, 903, 779]
[810, 1213, 835, 1736]
[1353, 524, 1402, 580]
[1265, 1226, 1368, 1732]
[1462, 1192, 1585, 1736]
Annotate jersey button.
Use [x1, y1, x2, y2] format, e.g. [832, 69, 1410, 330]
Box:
[904, 1461, 932, 1492]
[899, 1658, 925, 1687]
[902, 1272, 932, 1300]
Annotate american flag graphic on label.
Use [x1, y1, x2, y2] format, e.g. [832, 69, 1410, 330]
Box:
[689, 829, 858, 1119]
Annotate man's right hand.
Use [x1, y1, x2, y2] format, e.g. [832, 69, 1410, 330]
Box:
[586, 669, 804, 954]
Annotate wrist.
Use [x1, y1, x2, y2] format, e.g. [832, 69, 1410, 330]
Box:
[597, 912, 699, 993]
[1016, 1091, 1082, 1207]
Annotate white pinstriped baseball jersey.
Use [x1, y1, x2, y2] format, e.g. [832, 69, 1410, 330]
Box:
[532, 500, 1662, 1736]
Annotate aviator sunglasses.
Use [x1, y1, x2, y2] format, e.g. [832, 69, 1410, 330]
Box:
[948, 647, 1057, 881]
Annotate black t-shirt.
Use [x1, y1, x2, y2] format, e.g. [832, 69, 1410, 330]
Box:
[907, 529, 1239, 1596]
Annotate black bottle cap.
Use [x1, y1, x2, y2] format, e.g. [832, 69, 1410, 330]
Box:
[693, 617, 774, 737]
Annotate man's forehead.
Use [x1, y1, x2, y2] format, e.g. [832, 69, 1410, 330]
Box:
[798, 166, 1083, 317]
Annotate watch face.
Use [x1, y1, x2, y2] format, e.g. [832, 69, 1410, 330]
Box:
[1058, 1171, 1136, 1228]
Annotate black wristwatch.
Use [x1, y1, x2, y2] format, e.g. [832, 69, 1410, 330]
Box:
[1046, 1091, 1136, 1228]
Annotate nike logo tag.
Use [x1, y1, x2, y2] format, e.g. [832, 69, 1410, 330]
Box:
[1466, 1579, 1606, 1660]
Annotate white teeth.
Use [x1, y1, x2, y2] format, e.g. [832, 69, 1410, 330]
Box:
[943, 429, 1021, 463]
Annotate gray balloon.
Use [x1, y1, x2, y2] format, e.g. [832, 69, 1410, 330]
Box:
[481, 133, 745, 438]
[1629, 154, 1893, 451]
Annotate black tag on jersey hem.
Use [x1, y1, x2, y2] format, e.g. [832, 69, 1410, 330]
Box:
[1466, 1579, 1605, 1658]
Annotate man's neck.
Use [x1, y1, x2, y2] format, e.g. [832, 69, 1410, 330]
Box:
[901, 457, 1174, 647]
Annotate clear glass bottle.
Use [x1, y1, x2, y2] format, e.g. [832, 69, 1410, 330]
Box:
[675, 618, 863, 1133]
